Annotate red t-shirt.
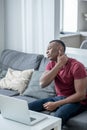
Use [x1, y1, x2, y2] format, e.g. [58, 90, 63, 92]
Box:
[46, 58, 87, 105]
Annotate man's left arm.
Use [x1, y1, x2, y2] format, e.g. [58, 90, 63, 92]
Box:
[43, 77, 87, 111]
[59, 77, 87, 104]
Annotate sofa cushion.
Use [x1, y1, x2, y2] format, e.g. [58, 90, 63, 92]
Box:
[0, 89, 19, 96]
[23, 71, 56, 99]
[14, 95, 37, 103]
[66, 111, 87, 130]
[0, 49, 44, 71]
[38, 57, 50, 71]
[0, 68, 34, 94]
[0, 69, 7, 79]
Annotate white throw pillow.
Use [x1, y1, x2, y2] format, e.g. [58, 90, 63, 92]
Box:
[0, 68, 34, 94]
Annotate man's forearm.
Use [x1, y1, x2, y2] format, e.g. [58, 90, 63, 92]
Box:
[40, 55, 68, 87]
[56, 93, 86, 107]
[40, 63, 62, 87]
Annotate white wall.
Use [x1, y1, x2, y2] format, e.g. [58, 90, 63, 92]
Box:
[4, 0, 22, 51]
[3, 0, 60, 54]
[2, 0, 60, 54]
[1, 0, 87, 55]
[54, 0, 60, 39]
[0, 0, 4, 55]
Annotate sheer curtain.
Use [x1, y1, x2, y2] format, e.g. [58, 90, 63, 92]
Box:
[21, 0, 59, 55]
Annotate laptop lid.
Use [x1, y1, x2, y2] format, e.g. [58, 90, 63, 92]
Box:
[0, 94, 47, 125]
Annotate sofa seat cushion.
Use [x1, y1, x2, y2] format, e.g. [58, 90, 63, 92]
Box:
[23, 71, 56, 99]
[0, 68, 34, 94]
[66, 111, 87, 130]
[14, 95, 37, 103]
[0, 88, 19, 96]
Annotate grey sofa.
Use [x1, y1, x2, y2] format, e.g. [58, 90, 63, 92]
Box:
[0, 49, 87, 130]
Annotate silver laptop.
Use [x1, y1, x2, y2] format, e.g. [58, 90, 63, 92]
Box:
[0, 94, 47, 125]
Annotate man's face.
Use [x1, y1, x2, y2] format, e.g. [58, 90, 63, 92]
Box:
[46, 42, 62, 61]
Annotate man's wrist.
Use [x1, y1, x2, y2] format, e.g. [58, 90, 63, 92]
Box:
[55, 63, 63, 70]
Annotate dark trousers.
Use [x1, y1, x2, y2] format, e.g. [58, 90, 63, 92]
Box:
[29, 96, 84, 126]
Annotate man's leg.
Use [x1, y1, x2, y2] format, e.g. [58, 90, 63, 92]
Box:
[54, 103, 82, 126]
[28, 97, 55, 112]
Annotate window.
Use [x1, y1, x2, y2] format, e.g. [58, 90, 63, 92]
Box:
[60, 0, 78, 33]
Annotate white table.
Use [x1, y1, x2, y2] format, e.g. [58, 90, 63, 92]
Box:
[66, 47, 87, 67]
[0, 111, 61, 130]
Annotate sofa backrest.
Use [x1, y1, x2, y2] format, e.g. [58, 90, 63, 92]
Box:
[0, 49, 44, 71]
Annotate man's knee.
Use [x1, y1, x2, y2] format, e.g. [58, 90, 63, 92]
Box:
[54, 110, 68, 126]
[28, 100, 45, 111]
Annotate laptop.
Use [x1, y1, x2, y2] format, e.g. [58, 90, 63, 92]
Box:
[0, 94, 47, 125]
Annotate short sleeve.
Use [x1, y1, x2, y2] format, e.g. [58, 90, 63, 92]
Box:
[72, 62, 87, 79]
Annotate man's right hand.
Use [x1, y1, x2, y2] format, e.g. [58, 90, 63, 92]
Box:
[57, 50, 68, 69]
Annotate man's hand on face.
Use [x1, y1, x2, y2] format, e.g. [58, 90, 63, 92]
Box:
[57, 50, 68, 69]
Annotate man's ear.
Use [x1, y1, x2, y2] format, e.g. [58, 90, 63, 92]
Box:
[59, 46, 64, 52]
[58, 46, 64, 56]
[58, 50, 63, 56]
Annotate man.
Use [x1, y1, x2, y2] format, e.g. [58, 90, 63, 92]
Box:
[29, 40, 87, 126]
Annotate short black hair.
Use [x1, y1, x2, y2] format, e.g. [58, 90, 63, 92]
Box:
[49, 39, 66, 52]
